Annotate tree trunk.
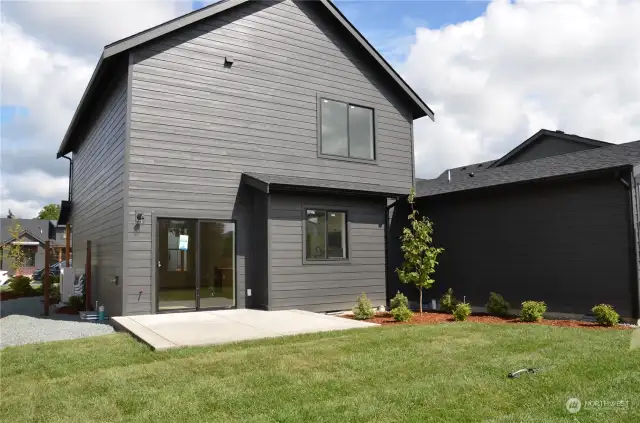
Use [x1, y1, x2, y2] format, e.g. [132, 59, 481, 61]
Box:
[419, 287, 423, 313]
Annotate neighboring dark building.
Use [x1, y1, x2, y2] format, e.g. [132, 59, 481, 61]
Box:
[389, 129, 640, 321]
[56, 0, 433, 316]
[0, 219, 56, 275]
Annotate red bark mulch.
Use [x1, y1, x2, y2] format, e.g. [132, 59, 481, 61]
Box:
[0, 291, 42, 301]
[54, 306, 80, 315]
[343, 311, 634, 330]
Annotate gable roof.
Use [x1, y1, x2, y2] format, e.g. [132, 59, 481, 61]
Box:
[416, 139, 640, 198]
[57, 0, 434, 158]
[0, 230, 47, 247]
[0, 219, 53, 245]
[488, 129, 612, 168]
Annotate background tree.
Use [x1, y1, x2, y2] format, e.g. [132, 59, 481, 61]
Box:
[396, 188, 445, 313]
[37, 204, 61, 220]
[6, 209, 15, 219]
[3, 222, 26, 274]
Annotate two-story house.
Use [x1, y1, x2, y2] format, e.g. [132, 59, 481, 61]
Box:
[56, 0, 433, 316]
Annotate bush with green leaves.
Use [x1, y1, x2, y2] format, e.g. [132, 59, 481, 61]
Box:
[452, 303, 471, 321]
[440, 288, 458, 313]
[520, 301, 547, 322]
[486, 292, 510, 316]
[9, 275, 34, 296]
[390, 291, 409, 310]
[591, 304, 619, 326]
[68, 295, 85, 310]
[352, 293, 375, 320]
[50, 283, 61, 304]
[391, 305, 413, 322]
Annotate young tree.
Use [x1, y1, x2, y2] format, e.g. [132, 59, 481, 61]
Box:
[37, 204, 61, 220]
[3, 222, 26, 274]
[396, 188, 444, 313]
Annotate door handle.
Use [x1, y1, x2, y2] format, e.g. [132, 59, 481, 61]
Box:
[157, 260, 161, 268]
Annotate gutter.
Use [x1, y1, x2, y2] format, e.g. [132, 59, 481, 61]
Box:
[628, 167, 640, 323]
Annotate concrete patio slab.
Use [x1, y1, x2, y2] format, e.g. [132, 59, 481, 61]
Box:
[112, 309, 377, 350]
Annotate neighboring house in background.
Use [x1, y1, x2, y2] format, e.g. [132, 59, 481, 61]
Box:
[55, 0, 433, 316]
[51, 221, 72, 263]
[0, 219, 56, 276]
[389, 129, 640, 321]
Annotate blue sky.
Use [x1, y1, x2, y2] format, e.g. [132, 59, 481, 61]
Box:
[192, 1, 490, 62]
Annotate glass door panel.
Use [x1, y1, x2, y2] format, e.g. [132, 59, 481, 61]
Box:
[199, 221, 235, 309]
[157, 218, 197, 311]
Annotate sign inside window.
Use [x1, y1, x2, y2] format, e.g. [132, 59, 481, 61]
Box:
[178, 235, 189, 251]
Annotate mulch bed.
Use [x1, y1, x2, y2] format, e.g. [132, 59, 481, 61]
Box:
[54, 306, 80, 315]
[343, 311, 634, 330]
[0, 291, 42, 301]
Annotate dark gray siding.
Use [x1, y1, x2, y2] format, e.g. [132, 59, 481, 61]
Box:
[499, 135, 601, 166]
[124, 0, 413, 314]
[389, 172, 636, 317]
[71, 75, 127, 316]
[246, 188, 269, 309]
[269, 192, 386, 312]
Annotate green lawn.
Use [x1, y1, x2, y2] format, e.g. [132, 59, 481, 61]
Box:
[1, 323, 639, 422]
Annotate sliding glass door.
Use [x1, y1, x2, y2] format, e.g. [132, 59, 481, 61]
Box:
[199, 221, 235, 309]
[156, 218, 235, 312]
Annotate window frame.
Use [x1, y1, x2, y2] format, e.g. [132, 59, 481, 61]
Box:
[317, 93, 378, 164]
[302, 207, 351, 265]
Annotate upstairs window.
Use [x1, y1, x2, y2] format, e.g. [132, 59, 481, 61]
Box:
[320, 98, 375, 160]
[305, 209, 347, 261]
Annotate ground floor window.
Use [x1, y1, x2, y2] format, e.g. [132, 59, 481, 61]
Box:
[305, 209, 347, 260]
[23, 247, 36, 267]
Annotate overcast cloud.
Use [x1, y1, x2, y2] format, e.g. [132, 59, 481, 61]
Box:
[2, 0, 640, 218]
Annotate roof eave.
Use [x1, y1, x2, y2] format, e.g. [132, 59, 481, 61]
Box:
[56, 52, 106, 158]
[318, 0, 434, 120]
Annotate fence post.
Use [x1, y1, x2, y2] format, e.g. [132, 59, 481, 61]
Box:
[43, 240, 50, 316]
[85, 240, 92, 311]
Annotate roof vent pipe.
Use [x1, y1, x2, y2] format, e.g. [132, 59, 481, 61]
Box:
[448, 170, 451, 182]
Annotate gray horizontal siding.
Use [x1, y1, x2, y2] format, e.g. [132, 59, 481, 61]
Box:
[72, 75, 127, 317]
[123, 0, 415, 314]
[269, 192, 386, 312]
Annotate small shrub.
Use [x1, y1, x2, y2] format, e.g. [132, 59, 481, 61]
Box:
[592, 304, 620, 326]
[50, 283, 61, 304]
[68, 295, 84, 310]
[9, 275, 34, 296]
[486, 292, 510, 317]
[520, 301, 547, 322]
[352, 293, 375, 320]
[390, 291, 409, 310]
[440, 288, 458, 312]
[391, 305, 413, 322]
[452, 303, 472, 321]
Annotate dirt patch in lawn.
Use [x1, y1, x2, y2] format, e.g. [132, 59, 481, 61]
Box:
[343, 311, 634, 330]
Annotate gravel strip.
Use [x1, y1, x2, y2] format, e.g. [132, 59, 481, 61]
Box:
[0, 315, 114, 349]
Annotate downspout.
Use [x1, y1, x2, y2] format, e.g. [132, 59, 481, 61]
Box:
[60, 155, 73, 264]
[60, 155, 72, 202]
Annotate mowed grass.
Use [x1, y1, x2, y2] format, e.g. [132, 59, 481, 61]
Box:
[1, 323, 639, 422]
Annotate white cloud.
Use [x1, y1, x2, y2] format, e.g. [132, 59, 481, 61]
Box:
[402, 0, 640, 178]
[0, 1, 193, 218]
